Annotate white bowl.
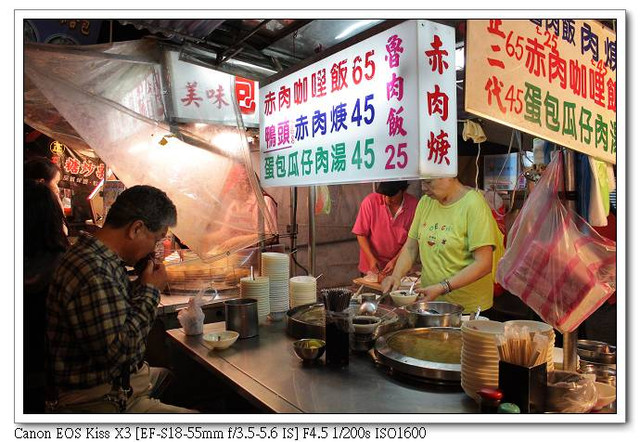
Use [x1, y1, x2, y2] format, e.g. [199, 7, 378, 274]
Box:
[461, 314, 489, 322]
[203, 330, 239, 350]
[593, 382, 616, 410]
[389, 290, 418, 306]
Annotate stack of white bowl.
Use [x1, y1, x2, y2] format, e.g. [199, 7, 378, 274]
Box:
[461, 320, 505, 402]
[261, 252, 290, 318]
[240, 276, 270, 322]
[289, 276, 317, 307]
[504, 320, 556, 372]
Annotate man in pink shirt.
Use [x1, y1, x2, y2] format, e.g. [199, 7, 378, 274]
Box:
[352, 181, 418, 279]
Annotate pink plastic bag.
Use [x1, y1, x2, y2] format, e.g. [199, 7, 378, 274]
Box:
[496, 153, 616, 333]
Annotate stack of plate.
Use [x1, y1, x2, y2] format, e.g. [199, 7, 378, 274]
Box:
[261, 252, 290, 318]
[240, 276, 270, 322]
[505, 320, 556, 372]
[289, 276, 317, 308]
[460, 320, 505, 402]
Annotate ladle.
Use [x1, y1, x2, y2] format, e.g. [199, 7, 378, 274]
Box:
[358, 292, 390, 316]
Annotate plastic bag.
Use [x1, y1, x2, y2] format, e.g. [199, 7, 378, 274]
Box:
[496, 153, 616, 333]
[177, 291, 206, 335]
[546, 371, 597, 413]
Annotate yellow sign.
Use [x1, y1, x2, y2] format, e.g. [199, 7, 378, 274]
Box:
[465, 19, 616, 164]
[49, 140, 66, 156]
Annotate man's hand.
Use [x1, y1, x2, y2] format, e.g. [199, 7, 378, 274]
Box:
[380, 275, 401, 294]
[381, 257, 398, 276]
[139, 259, 168, 290]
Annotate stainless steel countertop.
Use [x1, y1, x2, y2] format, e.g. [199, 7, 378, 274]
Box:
[166, 321, 477, 413]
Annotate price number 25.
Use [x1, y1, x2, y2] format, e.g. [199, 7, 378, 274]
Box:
[385, 142, 408, 170]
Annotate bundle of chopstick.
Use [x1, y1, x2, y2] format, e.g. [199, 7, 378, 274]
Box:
[321, 289, 352, 312]
[494, 325, 550, 367]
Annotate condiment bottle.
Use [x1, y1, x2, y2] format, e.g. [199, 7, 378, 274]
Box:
[497, 402, 521, 413]
[477, 387, 503, 413]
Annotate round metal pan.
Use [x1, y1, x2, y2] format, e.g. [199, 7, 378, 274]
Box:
[374, 327, 462, 382]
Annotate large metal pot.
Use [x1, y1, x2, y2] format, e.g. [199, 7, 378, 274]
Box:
[405, 301, 464, 328]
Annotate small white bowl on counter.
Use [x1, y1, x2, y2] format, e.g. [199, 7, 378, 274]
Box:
[203, 330, 239, 350]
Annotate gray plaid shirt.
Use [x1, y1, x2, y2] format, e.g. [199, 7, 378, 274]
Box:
[47, 233, 159, 390]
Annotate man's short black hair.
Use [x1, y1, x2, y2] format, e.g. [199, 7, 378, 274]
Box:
[375, 180, 409, 197]
[104, 185, 177, 232]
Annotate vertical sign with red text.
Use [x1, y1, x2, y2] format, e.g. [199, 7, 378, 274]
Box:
[465, 20, 616, 164]
[418, 21, 458, 177]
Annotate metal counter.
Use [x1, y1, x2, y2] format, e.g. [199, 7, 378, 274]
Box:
[166, 321, 477, 413]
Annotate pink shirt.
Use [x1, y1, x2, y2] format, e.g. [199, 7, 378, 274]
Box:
[352, 192, 418, 273]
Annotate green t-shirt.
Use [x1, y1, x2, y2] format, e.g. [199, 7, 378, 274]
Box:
[408, 190, 497, 313]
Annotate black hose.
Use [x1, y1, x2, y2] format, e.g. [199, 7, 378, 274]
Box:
[291, 188, 309, 275]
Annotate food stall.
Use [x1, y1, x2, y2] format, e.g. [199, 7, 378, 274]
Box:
[22, 16, 620, 418]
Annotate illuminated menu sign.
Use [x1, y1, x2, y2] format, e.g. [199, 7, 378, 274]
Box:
[466, 19, 616, 164]
[259, 20, 457, 187]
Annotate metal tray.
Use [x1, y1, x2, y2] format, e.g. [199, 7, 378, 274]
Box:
[374, 327, 462, 382]
[286, 302, 405, 340]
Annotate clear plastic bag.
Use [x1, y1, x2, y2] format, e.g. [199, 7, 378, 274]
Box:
[496, 153, 616, 333]
[177, 291, 206, 335]
[546, 371, 598, 413]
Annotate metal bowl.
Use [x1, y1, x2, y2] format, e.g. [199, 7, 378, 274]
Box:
[293, 338, 326, 361]
[577, 339, 616, 364]
[579, 360, 617, 386]
[405, 301, 464, 328]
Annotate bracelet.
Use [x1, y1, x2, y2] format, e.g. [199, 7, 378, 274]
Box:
[440, 279, 453, 294]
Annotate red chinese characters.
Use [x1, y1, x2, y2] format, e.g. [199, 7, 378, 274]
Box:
[386, 73, 404, 101]
[235, 77, 256, 114]
[427, 85, 449, 121]
[427, 130, 451, 166]
[423, 33, 453, 167]
[331, 60, 349, 92]
[79, 160, 96, 177]
[312, 69, 327, 98]
[387, 106, 407, 137]
[385, 35, 404, 68]
[181, 82, 202, 107]
[95, 163, 105, 181]
[64, 157, 81, 175]
[206, 85, 229, 109]
[485, 76, 508, 114]
[384, 34, 408, 147]
[424, 35, 449, 75]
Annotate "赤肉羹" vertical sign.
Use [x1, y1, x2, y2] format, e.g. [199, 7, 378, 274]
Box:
[259, 20, 457, 187]
[465, 19, 616, 164]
